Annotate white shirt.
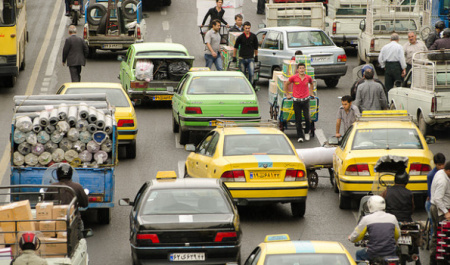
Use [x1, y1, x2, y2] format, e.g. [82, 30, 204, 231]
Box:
[378, 41, 407, 70]
[430, 169, 450, 216]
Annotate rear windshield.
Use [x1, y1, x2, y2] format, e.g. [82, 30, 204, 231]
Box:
[0, 0, 16, 26]
[264, 253, 351, 265]
[352, 128, 423, 150]
[288, 31, 333, 47]
[373, 19, 417, 32]
[187, 76, 253, 95]
[65, 88, 130, 108]
[136, 51, 187, 56]
[223, 134, 294, 156]
[336, 8, 366, 15]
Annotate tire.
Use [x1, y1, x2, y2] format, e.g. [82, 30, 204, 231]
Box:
[324, 78, 339, 88]
[418, 112, 431, 136]
[72, 11, 79, 26]
[97, 208, 111, 224]
[19, 52, 25, 71]
[86, 4, 107, 26]
[333, 175, 339, 193]
[4, 76, 16, 87]
[339, 191, 351, 209]
[126, 140, 137, 159]
[307, 171, 318, 190]
[87, 47, 96, 59]
[183, 166, 190, 178]
[96, 14, 107, 34]
[163, 0, 171, 6]
[357, 51, 365, 65]
[278, 121, 284, 132]
[291, 201, 306, 217]
[172, 116, 179, 133]
[122, 0, 139, 20]
[179, 129, 189, 145]
[271, 66, 281, 79]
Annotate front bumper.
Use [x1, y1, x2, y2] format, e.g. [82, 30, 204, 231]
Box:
[0, 65, 18, 77]
[180, 116, 261, 131]
[225, 182, 308, 204]
[313, 64, 348, 78]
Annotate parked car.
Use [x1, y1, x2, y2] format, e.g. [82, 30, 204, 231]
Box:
[256, 26, 348, 88]
[329, 0, 367, 48]
[119, 171, 241, 265]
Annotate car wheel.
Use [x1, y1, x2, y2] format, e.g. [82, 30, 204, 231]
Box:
[418, 112, 431, 136]
[126, 140, 137, 159]
[4, 76, 16, 87]
[291, 201, 306, 218]
[19, 52, 25, 71]
[333, 175, 339, 193]
[172, 116, 179, 133]
[271, 66, 281, 79]
[97, 208, 111, 224]
[338, 191, 351, 209]
[278, 121, 284, 132]
[324, 78, 339, 88]
[307, 171, 318, 190]
[390, 102, 396, 110]
[179, 129, 189, 145]
[87, 47, 96, 59]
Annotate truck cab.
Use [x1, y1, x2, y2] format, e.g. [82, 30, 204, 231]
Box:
[329, 0, 367, 47]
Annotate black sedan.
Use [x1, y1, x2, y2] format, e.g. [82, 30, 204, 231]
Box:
[119, 172, 241, 265]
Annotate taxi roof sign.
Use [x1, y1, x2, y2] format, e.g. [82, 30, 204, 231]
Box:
[264, 234, 290, 242]
[189, 67, 210, 72]
[156, 171, 178, 180]
[357, 110, 411, 122]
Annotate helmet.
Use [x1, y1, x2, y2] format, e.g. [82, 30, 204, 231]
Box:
[361, 65, 373, 77]
[435, 21, 445, 30]
[367, 195, 386, 213]
[19, 232, 39, 250]
[394, 171, 410, 185]
[443, 28, 450, 38]
[56, 163, 73, 180]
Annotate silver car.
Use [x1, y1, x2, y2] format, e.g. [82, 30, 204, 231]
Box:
[256, 26, 348, 88]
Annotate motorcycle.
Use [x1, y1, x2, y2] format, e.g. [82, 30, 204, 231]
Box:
[69, 0, 82, 26]
[354, 236, 400, 265]
[398, 222, 421, 265]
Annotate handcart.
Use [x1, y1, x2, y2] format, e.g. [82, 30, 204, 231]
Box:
[226, 61, 262, 89]
[199, 25, 229, 45]
[297, 143, 336, 190]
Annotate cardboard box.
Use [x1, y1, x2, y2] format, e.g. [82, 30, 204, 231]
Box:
[282, 60, 296, 77]
[52, 205, 74, 220]
[56, 232, 67, 239]
[276, 74, 291, 95]
[55, 218, 67, 232]
[269, 79, 278, 94]
[0, 201, 35, 244]
[228, 32, 243, 47]
[36, 202, 53, 220]
[39, 221, 56, 238]
[40, 237, 67, 258]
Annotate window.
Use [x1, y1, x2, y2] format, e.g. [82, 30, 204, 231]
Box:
[187, 76, 253, 95]
[373, 19, 417, 33]
[262, 31, 281, 50]
[177, 76, 189, 94]
[126, 48, 133, 65]
[336, 8, 366, 15]
[197, 133, 214, 155]
[340, 125, 353, 149]
[256, 31, 267, 48]
[0, 0, 16, 26]
[136, 51, 187, 56]
[244, 247, 261, 265]
[287, 31, 333, 48]
[65, 88, 130, 107]
[352, 128, 423, 150]
[133, 182, 149, 211]
[223, 134, 294, 156]
[205, 133, 219, 156]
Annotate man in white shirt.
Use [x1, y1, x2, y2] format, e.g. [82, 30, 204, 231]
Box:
[429, 162, 450, 265]
[378, 33, 407, 95]
[403, 31, 427, 74]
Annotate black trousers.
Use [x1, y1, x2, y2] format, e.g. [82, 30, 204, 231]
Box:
[69, 65, 82, 82]
[385, 62, 402, 93]
[257, 0, 265, 14]
[293, 99, 310, 139]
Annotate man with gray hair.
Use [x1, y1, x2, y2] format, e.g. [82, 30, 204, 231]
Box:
[62, 25, 89, 82]
[403, 31, 427, 74]
[378, 33, 407, 94]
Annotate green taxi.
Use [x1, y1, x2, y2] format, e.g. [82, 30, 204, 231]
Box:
[171, 70, 260, 145]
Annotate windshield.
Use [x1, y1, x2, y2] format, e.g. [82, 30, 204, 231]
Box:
[352, 129, 423, 150]
[65, 88, 130, 108]
[264, 253, 351, 265]
[336, 8, 366, 15]
[223, 134, 294, 156]
[373, 19, 417, 33]
[0, 0, 16, 26]
[288, 31, 333, 48]
[136, 51, 187, 56]
[142, 189, 231, 215]
[187, 76, 253, 95]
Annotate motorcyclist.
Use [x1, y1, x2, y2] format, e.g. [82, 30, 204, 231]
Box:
[348, 195, 400, 261]
[11, 232, 47, 265]
[426, 21, 445, 49]
[350, 64, 386, 101]
[382, 170, 414, 222]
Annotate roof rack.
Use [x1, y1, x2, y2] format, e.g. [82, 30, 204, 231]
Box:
[216, 119, 278, 128]
[356, 110, 412, 122]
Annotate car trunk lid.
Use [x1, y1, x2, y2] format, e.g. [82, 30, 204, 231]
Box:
[185, 95, 259, 116]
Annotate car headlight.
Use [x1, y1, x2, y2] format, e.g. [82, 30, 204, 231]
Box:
[0, 57, 7, 64]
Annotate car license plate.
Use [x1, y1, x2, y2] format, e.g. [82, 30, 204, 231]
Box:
[311, 56, 331, 63]
[209, 120, 217, 126]
[170, 253, 205, 261]
[102, 44, 123, 49]
[153, 95, 173, 101]
[398, 235, 412, 245]
[72, 5, 80, 10]
[250, 171, 280, 179]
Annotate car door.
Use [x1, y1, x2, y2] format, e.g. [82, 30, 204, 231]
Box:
[130, 182, 149, 240]
[261, 31, 284, 75]
[389, 71, 411, 111]
[172, 75, 189, 121]
[188, 133, 214, 178]
[256, 30, 270, 77]
[334, 125, 353, 186]
[121, 47, 133, 89]
[203, 132, 220, 178]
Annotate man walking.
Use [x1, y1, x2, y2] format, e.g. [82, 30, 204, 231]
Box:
[62, 25, 89, 82]
[229, 14, 243, 32]
[350, 65, 386, 101]
[378, 33, 407, 93]
[233, 21, 258, 86]
[403, 31, 427, 74]
[427, 153, 446, 239]
[354, 70, 388, 111]
[283, 63, 314, 143]
[335, 95, 360, 138]
[257, 0, 265, 14]
[204, 19, 223, 71]
[430, 28, 450, 50]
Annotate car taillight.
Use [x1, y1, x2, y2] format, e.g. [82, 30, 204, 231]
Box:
[345, 164, 370, 176]
[130, 81, 148, 89]
[118, 119, 134, 127]
[332, 22, 337, 34]
[370, 39, 375, 52]
[88, 195, 103, 202]
[214, 232, 237, 242]
[83, 27, 87, 39]
[220, 170, 246, 182]
[137, 27, 141, 39]
[291, 56, 296, 60]
[242, 107, 259, 114]
[337, 54, 347, 62]
[409, 163, 431, 175]
[185, 107, 202, 114]
[136, 234, 160, 244]
[285, 169, 306, 181]
[431, 96, 436, 112]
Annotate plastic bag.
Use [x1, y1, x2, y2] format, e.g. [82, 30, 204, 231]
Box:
[73, 140, 86, 152]
[56, 121, 70, 134]
[76, 119, 89, 131]
[13, 130, 26, 144]
[25, 153, 38, 166]
[51, 131, 64, 143]
[87, 140, 100, 153]
[16, 116, 33, 133]
[37, 131, 50, 144]
[79, 131, 92, 143]
[44, 142, 58, 153]
[64, 150, 78, 162]
[59, 137, 73, 152]
[168, 61, 189, 81]
[13, 152, 25, 166]
[79, 150, 92, 162]
[32, 143, 45, 156]
[18, 142, 32, 155]
[67, 128, 79, 142]
[101, 138, 113, 152]
[52, 148, 65, 162]
[26, 132, 37, 145]
[135, 59, 154, 82]
[94, 150, 108, 164]
[38, 152, 52, 165]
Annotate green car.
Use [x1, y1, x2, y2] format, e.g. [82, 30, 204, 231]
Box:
[171, 71, 261, 145]
[118, 42, 194, 103]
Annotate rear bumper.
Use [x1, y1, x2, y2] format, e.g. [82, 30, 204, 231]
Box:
[226, 183, 308, 203]
[330, 35, 359, 45]
[128, 89, 175, 100]
[428, 113, 450, 121]
[0, 65, 18, 77]
[313, 64, 348, 79]
[85, 38, 137, 49]
[118, 129, 138, 142]
[180, 116, 261, 131]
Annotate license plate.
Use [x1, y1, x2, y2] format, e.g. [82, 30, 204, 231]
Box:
[250, 171, 280, 179]
[153, 95, 173, 101]
[102, 44, 123, 49]
[170, 253, 205, 261]
[72, 5, 80, 10]
[398, 235, 412, 245]
[209, 120, 217, 126]
[311, 56, 331, 63]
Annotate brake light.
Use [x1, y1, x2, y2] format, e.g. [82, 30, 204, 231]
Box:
[185, 107, 202, 114]
[431, 97, 436, 112]
[136, 234, 160, 243]
[345, 164, 370, 176]
[214, 232, 237, 242]
[409, 163, 431, 175]
[337, 54, 347, 62]
[285, 169, 306, 181]
[220, 170, 246, 182]
[332, 22, 337, 34]
[291, 56, 296, 60]
[242, 107, 259, 114]
[137, 27, 141, 39]
[370, 39, 375, 52]
[83, 27, 87, 39]
[118, 119, 134, 127]
[130, 81, 148, 89]
[88, 195, 103, 202]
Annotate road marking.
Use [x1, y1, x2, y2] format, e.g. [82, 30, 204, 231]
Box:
[175, 134, 183, 149]
[165, 35, 172, 43]
[162, 21, 169, 31]
[45, 13, 67, 77]
[161, 8, 167, 15]
[252, 0, 257, 2]
[177, 160, 185, 178]
[0, 146, 11, 185]
[315, 128, 327, 146]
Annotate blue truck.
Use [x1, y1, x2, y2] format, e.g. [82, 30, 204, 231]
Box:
[10, 94, 117, 224]
[431, 0, 449, 27]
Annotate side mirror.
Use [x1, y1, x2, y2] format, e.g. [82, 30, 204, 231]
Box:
[185, 144, 196, 152]
[328, 136, 340, 146]
[394, 80, 402, 88]
[119, 198, 133, 206]
[167, 86, 174, 93]
[359, 19, 366, 31]
[117, 55, 125, 61]
[425, 136, 436, 144]
[82, 229, 94, 238]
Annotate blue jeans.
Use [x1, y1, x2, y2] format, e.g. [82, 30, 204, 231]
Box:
[204, 54, 223, 71]
[425, 200, 434, 235]
[356, 248, 369, 261]
[239, 58, 255, 85]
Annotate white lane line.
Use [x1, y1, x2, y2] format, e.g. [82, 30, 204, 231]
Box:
[252, 0, 257, 2]
[45, 12, 67, 77]
[175, 134, 183, 149]
[41, 86, 49, 92]
[316, 128, 327, 146]
[177, 160, 185, 178]
[165, 36, 172, 43]
[162, 21, 169, 31]
[161, 8, 167, 15]
[0, 146, 11, 185]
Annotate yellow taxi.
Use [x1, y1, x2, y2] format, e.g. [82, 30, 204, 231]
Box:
[243, 234, 356, 265]
[57, 82, 138, 158]
[184, 122, 308, 217]
[331, 110, 435, 209]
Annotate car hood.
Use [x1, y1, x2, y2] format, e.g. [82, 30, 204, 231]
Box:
[138, 213, 235, 230]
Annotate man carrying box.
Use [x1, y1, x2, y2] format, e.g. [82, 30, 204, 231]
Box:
[233, 21, 258, 87]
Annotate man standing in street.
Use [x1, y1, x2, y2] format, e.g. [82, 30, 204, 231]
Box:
[354, 70, 388, 111]
[429, 161, 450, 265]
[335, 95, 360, 138]
[62, 25, 89, 82]
[229, 14, 243, 32]
[257, 0, 265, 15]
[403, 31, 427, 74]
[233, 21, 258, 86]
[378, 33, 407, 93]
[427, 153, 446, 240]
[204, 19, 223, 71]
[350, 65, 386, 101]
[426, 21, 445, 49]
[283, 63, 314, 143]
[430, 28, 450, 50]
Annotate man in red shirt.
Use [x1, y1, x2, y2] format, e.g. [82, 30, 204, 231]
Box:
[284, 63, 314, 142]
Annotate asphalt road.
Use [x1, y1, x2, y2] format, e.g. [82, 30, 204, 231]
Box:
[2, 0, 449, 264]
